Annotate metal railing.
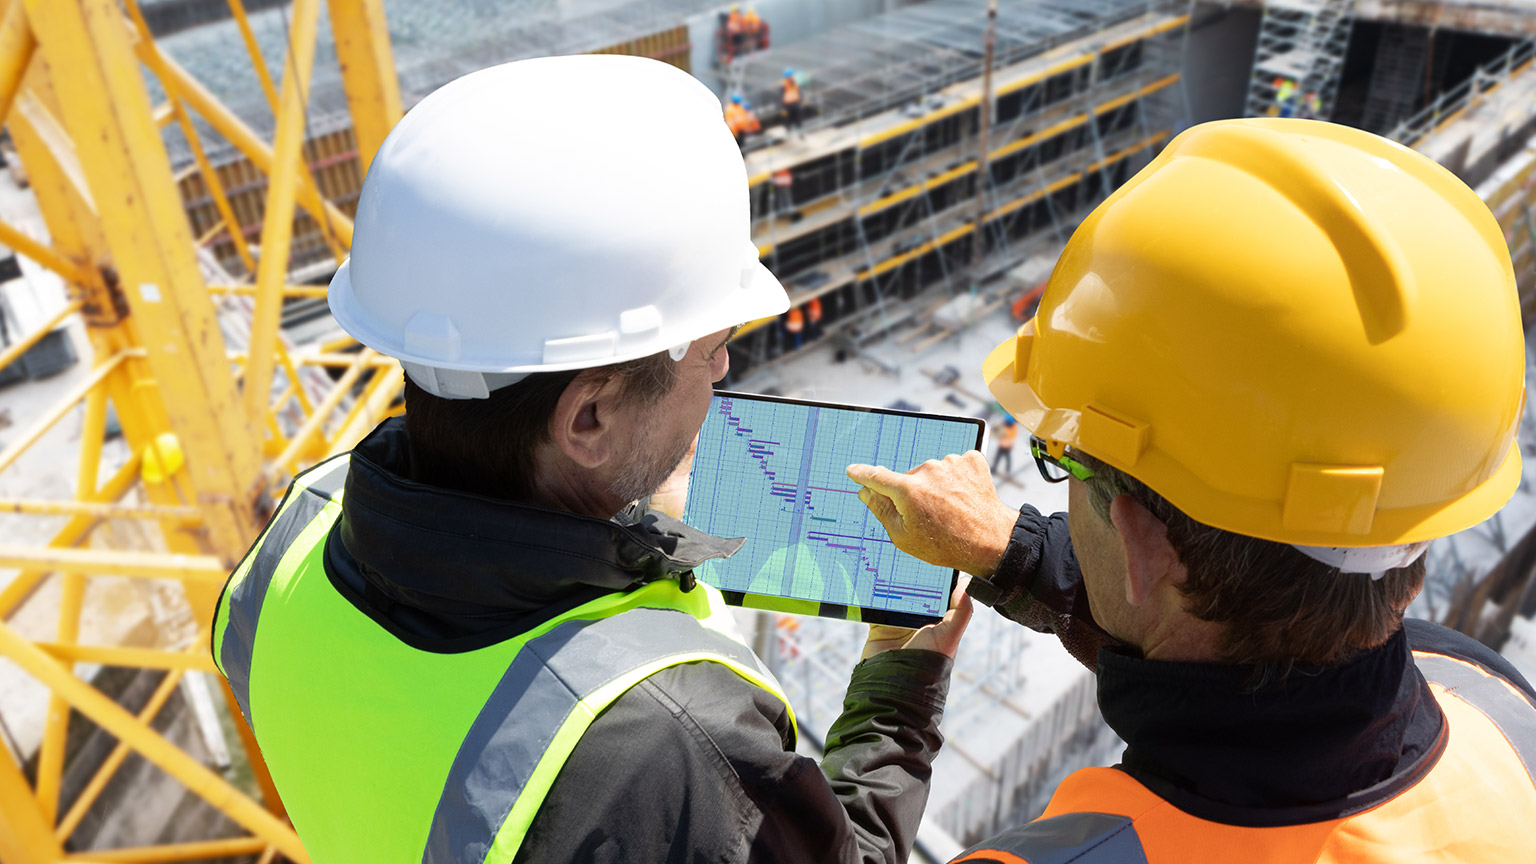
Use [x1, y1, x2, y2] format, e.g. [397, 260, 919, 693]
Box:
[1388, 38, 1536, 148]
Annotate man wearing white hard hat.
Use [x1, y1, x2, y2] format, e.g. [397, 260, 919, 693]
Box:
[211, 56, 969, 863]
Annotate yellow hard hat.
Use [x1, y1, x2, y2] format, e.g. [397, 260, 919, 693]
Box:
[984, 118, 1524, 547]
[140, 432, 186, 485]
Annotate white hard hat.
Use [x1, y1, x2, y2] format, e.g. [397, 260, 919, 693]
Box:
[328, 55, 789, 399]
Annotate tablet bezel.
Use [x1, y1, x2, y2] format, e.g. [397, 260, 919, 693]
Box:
[687, 389, 988, 629]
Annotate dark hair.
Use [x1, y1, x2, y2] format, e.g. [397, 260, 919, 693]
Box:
[1076, 453, 1424, 672]
[403, 351, 679, 501]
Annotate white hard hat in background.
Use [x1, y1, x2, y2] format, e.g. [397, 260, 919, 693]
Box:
[328, 55, 789, 399]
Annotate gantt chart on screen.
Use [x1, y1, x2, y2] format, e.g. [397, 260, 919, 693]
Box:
[682, 395, 978, 618]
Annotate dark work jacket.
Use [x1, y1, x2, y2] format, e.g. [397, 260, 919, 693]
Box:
[956, 504, 1536, 858]
[327, 419, 951, 864]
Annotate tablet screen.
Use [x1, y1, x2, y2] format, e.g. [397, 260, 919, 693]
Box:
[682, 390, 985, 627]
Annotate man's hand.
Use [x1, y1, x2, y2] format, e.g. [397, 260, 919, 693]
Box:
[846, 451, 1018, 578]
[862, 577, 974, 660]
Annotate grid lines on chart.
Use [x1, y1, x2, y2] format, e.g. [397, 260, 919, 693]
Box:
[683, 395, 977, 617]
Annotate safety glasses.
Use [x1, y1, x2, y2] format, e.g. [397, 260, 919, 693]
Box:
[1030, 435, 1094, 484]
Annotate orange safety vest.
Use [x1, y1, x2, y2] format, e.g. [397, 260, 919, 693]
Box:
[743, 10, 762, 33]
[784, 307, 805, 333]
[724, 103, 757, 136]
[953, 650, 1536, 863]
[726, 11, 743, 34]
[782, 77, 801, 106]
[995, 424, 1019, 448]
[806, 297, 822, 323]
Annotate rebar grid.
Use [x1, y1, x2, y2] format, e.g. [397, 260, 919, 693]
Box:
[153, 0, 725, 168]
[729, 0, 1160, 133]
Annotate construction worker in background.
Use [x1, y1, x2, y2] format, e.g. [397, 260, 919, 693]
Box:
[783, 304, 806, 350]
[743, 5, 766, 51]
[213, 56, 972, 864]
[724, 3, 744, 61]
[990, 416, 1018, 476]
[1274, 76, 1297, 117]
[1302, 90, 1322, 120]
[725, 92, 760, 148]
[771, 166, 795, 211]
[782, 67, 804, 135]
[806, 295, 823, 340]
[846, 119, 1536, 862]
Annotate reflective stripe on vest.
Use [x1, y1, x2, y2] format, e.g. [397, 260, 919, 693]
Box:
[951, 649, 1536, 863]
[953, 812, 1148, 864]
[1413, 652, 1536, 781]
[424, 607, 771, 864]
[216, 454, 349, 732]
[212, 455, 796, 864]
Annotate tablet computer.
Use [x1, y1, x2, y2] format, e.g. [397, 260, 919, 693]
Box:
[682, 390, 986, 628]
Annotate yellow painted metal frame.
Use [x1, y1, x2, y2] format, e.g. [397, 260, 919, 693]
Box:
[0, 0, 403, 860]
[851, 73, 1177, 220]
[857, 129, 1169, 279]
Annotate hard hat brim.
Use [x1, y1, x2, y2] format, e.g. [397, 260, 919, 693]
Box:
[328, 246, 790, 374]
[982, 331, 1524, 546]
[729, 251, 793, 335]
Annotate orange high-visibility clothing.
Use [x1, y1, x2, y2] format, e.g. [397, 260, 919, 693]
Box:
[806, 297, 822, 323]
[995, 423, 1019, 449]
[743, 10, 762, 33]
[724, 103, 758, 136]
[784, 307, 805, 333]
[782, 77, 802, 106]
[726, 10, 744, 34]
[953, 647, 1536, 863]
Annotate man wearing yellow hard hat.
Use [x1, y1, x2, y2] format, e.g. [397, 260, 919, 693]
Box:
[847, 118, 1536, 862]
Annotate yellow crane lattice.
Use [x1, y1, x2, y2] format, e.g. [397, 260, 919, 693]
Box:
[0, 0, 404, 860]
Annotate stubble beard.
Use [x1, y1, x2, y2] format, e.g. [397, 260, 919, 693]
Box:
[608, 432, 693, 507]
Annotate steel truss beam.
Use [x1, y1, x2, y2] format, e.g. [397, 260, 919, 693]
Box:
[0, 0, 403, 860]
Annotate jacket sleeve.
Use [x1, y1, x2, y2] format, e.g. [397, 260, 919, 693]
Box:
[964, 504, 1121, 671]
[813, 649, 952, 863]
[515, 649, 951, 864]
[732, 648, 954, 864]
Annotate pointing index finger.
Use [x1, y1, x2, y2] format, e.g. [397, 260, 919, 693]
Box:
[845, 463, 908, 499]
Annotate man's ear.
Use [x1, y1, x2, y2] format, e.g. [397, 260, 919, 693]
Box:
[547, 371, 621, 469]
[1108, 494, 1179, 607]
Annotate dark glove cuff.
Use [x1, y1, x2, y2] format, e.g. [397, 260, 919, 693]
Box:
[966, 505, 1047, 609]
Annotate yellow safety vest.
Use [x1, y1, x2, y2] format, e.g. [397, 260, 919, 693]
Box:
[213, 455, 796, 864]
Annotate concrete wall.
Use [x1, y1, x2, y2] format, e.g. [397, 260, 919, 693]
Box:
[1180, 2, 1261, 127]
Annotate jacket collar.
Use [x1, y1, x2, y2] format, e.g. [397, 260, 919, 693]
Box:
[329, 418, 741, 642]
[1097, 627, 1446, 827]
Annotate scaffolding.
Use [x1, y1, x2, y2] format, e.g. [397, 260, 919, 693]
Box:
[1243, 0, 1357, 121]
[1380, 37, 1536, 657]
[719, 0, 1190, 376]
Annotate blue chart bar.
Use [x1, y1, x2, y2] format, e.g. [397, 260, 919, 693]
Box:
[683, 395, 979, 618]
